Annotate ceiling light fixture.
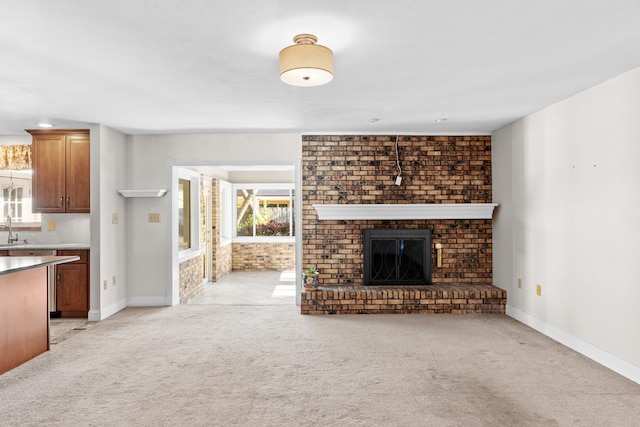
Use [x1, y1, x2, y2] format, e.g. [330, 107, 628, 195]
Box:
[279, 34, 333, 87]
[37, 122, 54, 128]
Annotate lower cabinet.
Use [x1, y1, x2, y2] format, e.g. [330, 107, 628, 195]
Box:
[56, 250, 89, 318]
[0, 248, 89, 318]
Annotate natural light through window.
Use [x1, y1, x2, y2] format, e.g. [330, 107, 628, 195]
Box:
[234, 184, 294, 240]
[0, 170, 41, 225]
[272, 270, 296, 297]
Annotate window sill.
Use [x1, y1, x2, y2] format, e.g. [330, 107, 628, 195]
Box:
[178, 247, 201, 263]
[0, 224, 42, 232]
[233, 236, 295, 244]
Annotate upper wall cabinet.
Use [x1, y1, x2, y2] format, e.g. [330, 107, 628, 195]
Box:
[27, 129, 90, 213]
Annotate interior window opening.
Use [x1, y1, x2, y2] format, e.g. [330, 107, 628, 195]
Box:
[178, 178, 191, 250]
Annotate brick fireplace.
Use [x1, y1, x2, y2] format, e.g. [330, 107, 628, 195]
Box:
[300, 135, 506, 314]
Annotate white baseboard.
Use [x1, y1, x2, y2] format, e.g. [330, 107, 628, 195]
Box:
[126, 297, 168, 307]
[88, 298, 128, 321]
[507, 304, 640, 385]
[88, 298, 167, 321]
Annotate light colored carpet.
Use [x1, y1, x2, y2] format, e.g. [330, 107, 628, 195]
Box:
[1, 274, 640, 426]
[49, 318, 94, 345]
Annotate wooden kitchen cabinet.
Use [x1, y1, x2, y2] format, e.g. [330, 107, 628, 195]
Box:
[28, 129, 90, 213]
[56, 250, 89, 318]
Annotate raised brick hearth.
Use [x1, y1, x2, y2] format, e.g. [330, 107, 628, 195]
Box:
[301, 284, 506, 315]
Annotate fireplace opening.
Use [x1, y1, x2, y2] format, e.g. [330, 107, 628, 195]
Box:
[363, 229, 432, 285]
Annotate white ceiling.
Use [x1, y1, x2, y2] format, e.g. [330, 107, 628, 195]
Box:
[2, 0, 639, 136]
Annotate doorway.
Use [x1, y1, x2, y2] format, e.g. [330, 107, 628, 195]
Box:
[168, 161, 302, 306]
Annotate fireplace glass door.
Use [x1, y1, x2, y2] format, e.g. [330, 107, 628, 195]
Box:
[364, 229, 432, 285]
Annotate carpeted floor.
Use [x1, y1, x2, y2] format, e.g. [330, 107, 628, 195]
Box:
[1, 272, 639, 426]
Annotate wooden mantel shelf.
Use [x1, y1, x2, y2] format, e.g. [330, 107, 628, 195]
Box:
[313, 203, 498, 220]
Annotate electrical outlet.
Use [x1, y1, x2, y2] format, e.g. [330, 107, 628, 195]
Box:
[148, 213, 161, 223]
[103, 280, 108, 290]
[536, 284, 541, 296]
[518, 278, 522, 289]
[112, 213, 118, 224]
[112, 275, 116, 286]
[47, 220, 57, 231]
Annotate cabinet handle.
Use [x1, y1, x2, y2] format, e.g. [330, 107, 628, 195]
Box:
[66, 195, 70, 207]
[57, 272, 61, 283]
[60, 195, 64, 207]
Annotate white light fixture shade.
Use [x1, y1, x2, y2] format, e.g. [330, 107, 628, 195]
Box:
[279, 34, 333, 87]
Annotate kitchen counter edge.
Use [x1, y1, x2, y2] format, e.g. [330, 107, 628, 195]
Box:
[0, 256, 80, 276]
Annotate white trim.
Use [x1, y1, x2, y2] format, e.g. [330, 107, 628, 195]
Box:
[127, 297, 168, 307]
[313, 203, 498, 220]
[88, 298, 127, 321]
[294, 157, 302, 306]
[178, 248, 202, 262]
[233, 236, 295, 244]
[507, 305, 640, 385]
[219, 180, 233, 244]
[87, 309, 101, 322]
[167, 163, 178, 305]
[177, 168, 201, 256]
[117, 189, 167, 197]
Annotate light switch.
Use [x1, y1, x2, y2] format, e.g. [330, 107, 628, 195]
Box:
[47, 221, 57, 231]
[148, 213, 161, 223]
[112, 213, 118, 224]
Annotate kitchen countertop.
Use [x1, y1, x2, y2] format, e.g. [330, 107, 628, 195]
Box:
[0, 255, 80, 276]
[0, 243, 90, 250]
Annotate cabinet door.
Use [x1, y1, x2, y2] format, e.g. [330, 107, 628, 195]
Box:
[65, 133, 90, 213]
[56, 263, 88, 316]
[31, 134, 66, 213]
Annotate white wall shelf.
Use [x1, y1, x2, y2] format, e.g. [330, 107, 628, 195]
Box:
[118, 189, 167, 198]
[313, 203, 498, 220]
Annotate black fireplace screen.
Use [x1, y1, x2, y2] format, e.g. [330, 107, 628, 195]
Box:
[363, 229, 432, 285]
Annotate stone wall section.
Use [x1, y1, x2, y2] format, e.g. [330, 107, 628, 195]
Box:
[179, 255, 204, 304]
[302, 135, 493, 286]
[216, 243, 233, 279]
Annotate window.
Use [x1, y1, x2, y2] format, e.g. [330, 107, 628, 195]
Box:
[178, 178, 191, 250]
[234, 184, 294, 239]
[177, 168, 201, 257]
[0, 171, 41, 225]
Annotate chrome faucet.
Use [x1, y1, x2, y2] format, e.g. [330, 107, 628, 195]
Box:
[6, 214, 19, 245]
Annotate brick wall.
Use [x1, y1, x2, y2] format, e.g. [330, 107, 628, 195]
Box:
[302, 135, 492, 286]
[179, 255, 204, 303]
[211, 179, 232, 281]
[232, 242, 295, 271]
[216, 243, 233, 279]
